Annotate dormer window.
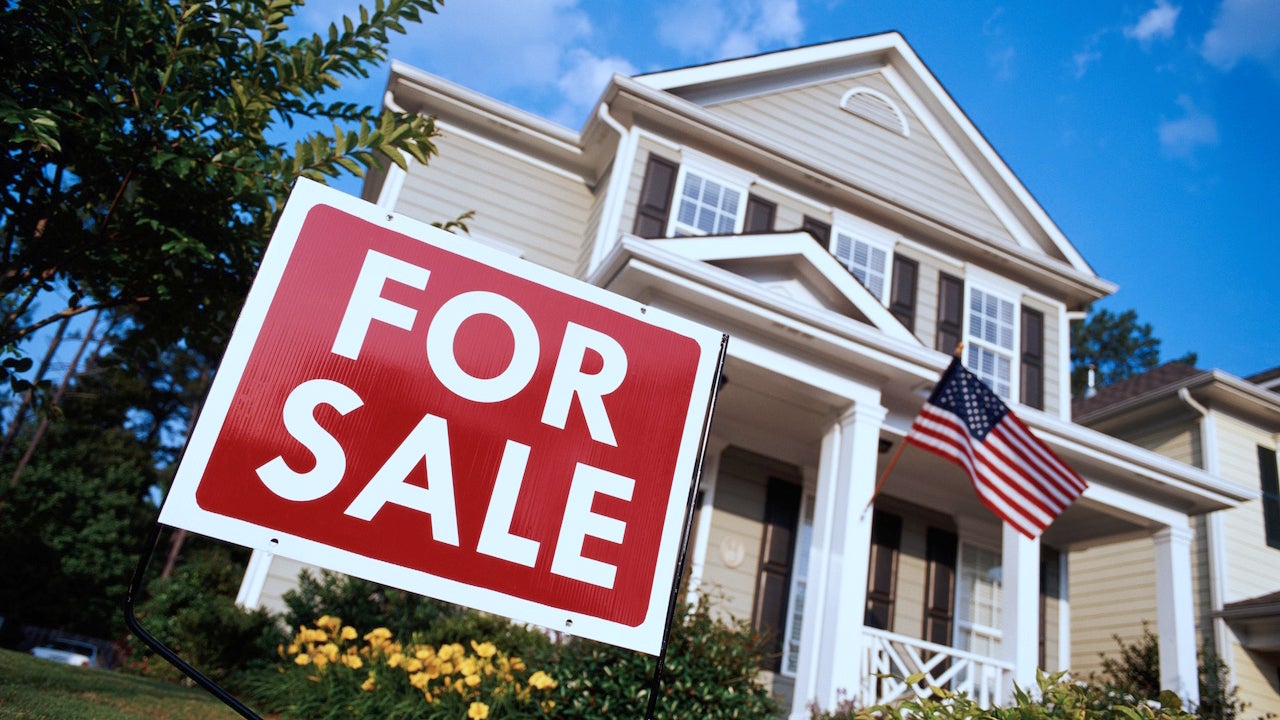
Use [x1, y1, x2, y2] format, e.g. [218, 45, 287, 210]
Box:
[840, 86, 910, 137]
[833, 230, 890, 301]
[667, 151, 753, 237]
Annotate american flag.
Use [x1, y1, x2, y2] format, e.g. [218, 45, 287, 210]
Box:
[906, 357, 1087, 539]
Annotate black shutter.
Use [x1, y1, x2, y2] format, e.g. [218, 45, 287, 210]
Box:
[1021, 306, 1045, 410]
[753, 477, 802, 671]
[923, 527, 957, 646]
[864, 510, 902, 630]
[936, 273, 964, 354]
[632, 154, 678, 239]
[744, 194, 777, 233]
[890, 254, 919, 332]
[802, 216, 831, 245]
[1259, 446, 1280, 550]
[1039, 546, 1061, 669]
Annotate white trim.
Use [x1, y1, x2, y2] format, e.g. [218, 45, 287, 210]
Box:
[1056, 552, 1071, 672]
[588, 102, 638, 276]
[684, 437, 726, 604]
[235, 548, 274, 609]
[666, 162, 750, 237]
[830, 211, 898, 304]
[375, 161, 409, 211]
[963, 279, 1021, 401]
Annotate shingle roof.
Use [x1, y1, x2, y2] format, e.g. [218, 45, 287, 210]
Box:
[1071, 362, 1203, 420]
[1247, 365, 1280, 387]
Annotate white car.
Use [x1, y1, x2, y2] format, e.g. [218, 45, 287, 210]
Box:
[30, 639, 99, 667]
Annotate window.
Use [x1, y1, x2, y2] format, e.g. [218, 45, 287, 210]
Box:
[671, 168, 746, 236]
[966, 286, 1017, 400]
[955, 543, 1002, 657]
[801, 216, 831, 245]
[1259, 446, 1280, 550]
[833, 230, 890, 301]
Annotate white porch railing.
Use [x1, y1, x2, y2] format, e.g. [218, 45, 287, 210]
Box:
[861, 627, 1013, 707]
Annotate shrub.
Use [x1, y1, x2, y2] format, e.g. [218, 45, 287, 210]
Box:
[544, 595, 778, 720]
[810, 670, 1202, 719]
[253, 616, 558, 719]
[125, 545, 284, 693]
[281, 569, 553, 660]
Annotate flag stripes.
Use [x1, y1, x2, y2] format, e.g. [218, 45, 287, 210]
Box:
[906, 358, 1087, 539]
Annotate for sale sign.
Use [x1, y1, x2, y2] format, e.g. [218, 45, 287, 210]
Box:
[159, 179, 724, 654]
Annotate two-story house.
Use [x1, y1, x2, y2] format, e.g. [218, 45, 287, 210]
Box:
[235, 33, 1256, 718]
[1072, 363, 1280, 714]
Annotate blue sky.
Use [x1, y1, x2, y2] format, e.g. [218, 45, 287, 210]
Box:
[300, 0, 1280, 379]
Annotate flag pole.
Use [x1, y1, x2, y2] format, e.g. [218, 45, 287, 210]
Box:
[861, 343, 964, 519]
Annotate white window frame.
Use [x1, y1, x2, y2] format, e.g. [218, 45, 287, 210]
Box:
[830, 211, 899, 304]
[963, 275, 1021, 401]
[779, 488, 816, 677]
[666, 151, 753, 237]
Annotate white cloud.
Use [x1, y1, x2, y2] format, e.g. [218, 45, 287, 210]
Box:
[656, 0, 803, 59]
[1072, 47, 1102, 79]
[988, 45, 1016, 81]
[1157, 95, 1219, 159]
[1125, 0, 1180, 44]
[551, 49, 638, 125]
[1201, 0, 1280, 72]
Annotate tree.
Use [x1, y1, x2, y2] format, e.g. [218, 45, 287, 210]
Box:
[0, 0, 442, 391]
[1070, 307, 1197, 397]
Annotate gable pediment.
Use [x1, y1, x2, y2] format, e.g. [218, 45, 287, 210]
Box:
[633, 33, 1095, 276]
[645, 232, 919, 345]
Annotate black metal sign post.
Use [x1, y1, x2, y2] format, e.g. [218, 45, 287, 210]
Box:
[124, 521, 266, 720]
[643, 334, 728, 720]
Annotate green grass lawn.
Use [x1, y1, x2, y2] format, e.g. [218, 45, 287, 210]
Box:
[0, 648, 250, 720]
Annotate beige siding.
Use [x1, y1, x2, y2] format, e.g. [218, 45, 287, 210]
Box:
[1233, 645, 1280, 717]
[1127, 422, 1202, 467]
[1068, 537, 1159, 677]
[394, 127, 593, 276]
[1215, 413, 1280, 603]
[574, 161, 610, 278]
[260, 556, 320, 616]
[706, 72, 1018, 249]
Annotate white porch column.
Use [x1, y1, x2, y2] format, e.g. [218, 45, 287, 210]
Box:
[1153, 524, 1200, 707]
[684, 437, 728, 604]
[789, 399, 886, 719]
[1000, 524, 1039, 698]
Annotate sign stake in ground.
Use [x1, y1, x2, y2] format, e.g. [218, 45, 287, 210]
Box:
[157, 178, 725, 657]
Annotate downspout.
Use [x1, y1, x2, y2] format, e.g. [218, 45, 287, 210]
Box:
[588, 100, 639, 279]
[1178, 387, 1234, 676]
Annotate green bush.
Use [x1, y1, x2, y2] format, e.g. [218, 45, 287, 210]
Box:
[810, 671, 1201, 720]
[281, 569, 553, 660]
[125, 545, 284, 693]
[543, 596, 778, 720]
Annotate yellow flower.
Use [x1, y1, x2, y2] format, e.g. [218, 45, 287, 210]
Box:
[437, 644, 454, 661]
[459, 658, 477, 676]
[286, 642, 299, 655]
[387, 652, 404, 668]
[465, 673, 481, 687]
[423, 659, 441, 679]
[340, 625, 358, 641]
[510, 657, 526, 672]
[440, 661, 454, 675]
[528, 670, 558, 690]
[312, 654, 329, 669]
[363, 627, 393, 644]
[406, 658, 423, 673]
[294, 653, 311, 666]
[409, 671, 429, 689]
[470, 640, 497, 658]
[342, 654, 363, 670]
[414, 646, 435, 660]
[467, 701, 490, 719]
[321, 643, 340, 662]
[361, 671, 376, 691]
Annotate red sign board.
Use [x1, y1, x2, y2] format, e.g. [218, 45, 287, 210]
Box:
[160, 179, 724, 654]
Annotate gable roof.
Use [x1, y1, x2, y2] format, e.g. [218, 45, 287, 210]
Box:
[633, 32, 1101, 283]
[1073, 361, 1280, 431]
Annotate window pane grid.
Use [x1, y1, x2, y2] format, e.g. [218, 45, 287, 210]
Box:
[674, 171, 742, 236]
[966, 288, 1016, 400]
[834, 232, 888, 300]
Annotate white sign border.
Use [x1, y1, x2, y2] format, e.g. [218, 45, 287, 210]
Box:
[158, 178, 724, 655]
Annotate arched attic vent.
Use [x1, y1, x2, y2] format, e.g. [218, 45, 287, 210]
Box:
[839, 87, 910, 137]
